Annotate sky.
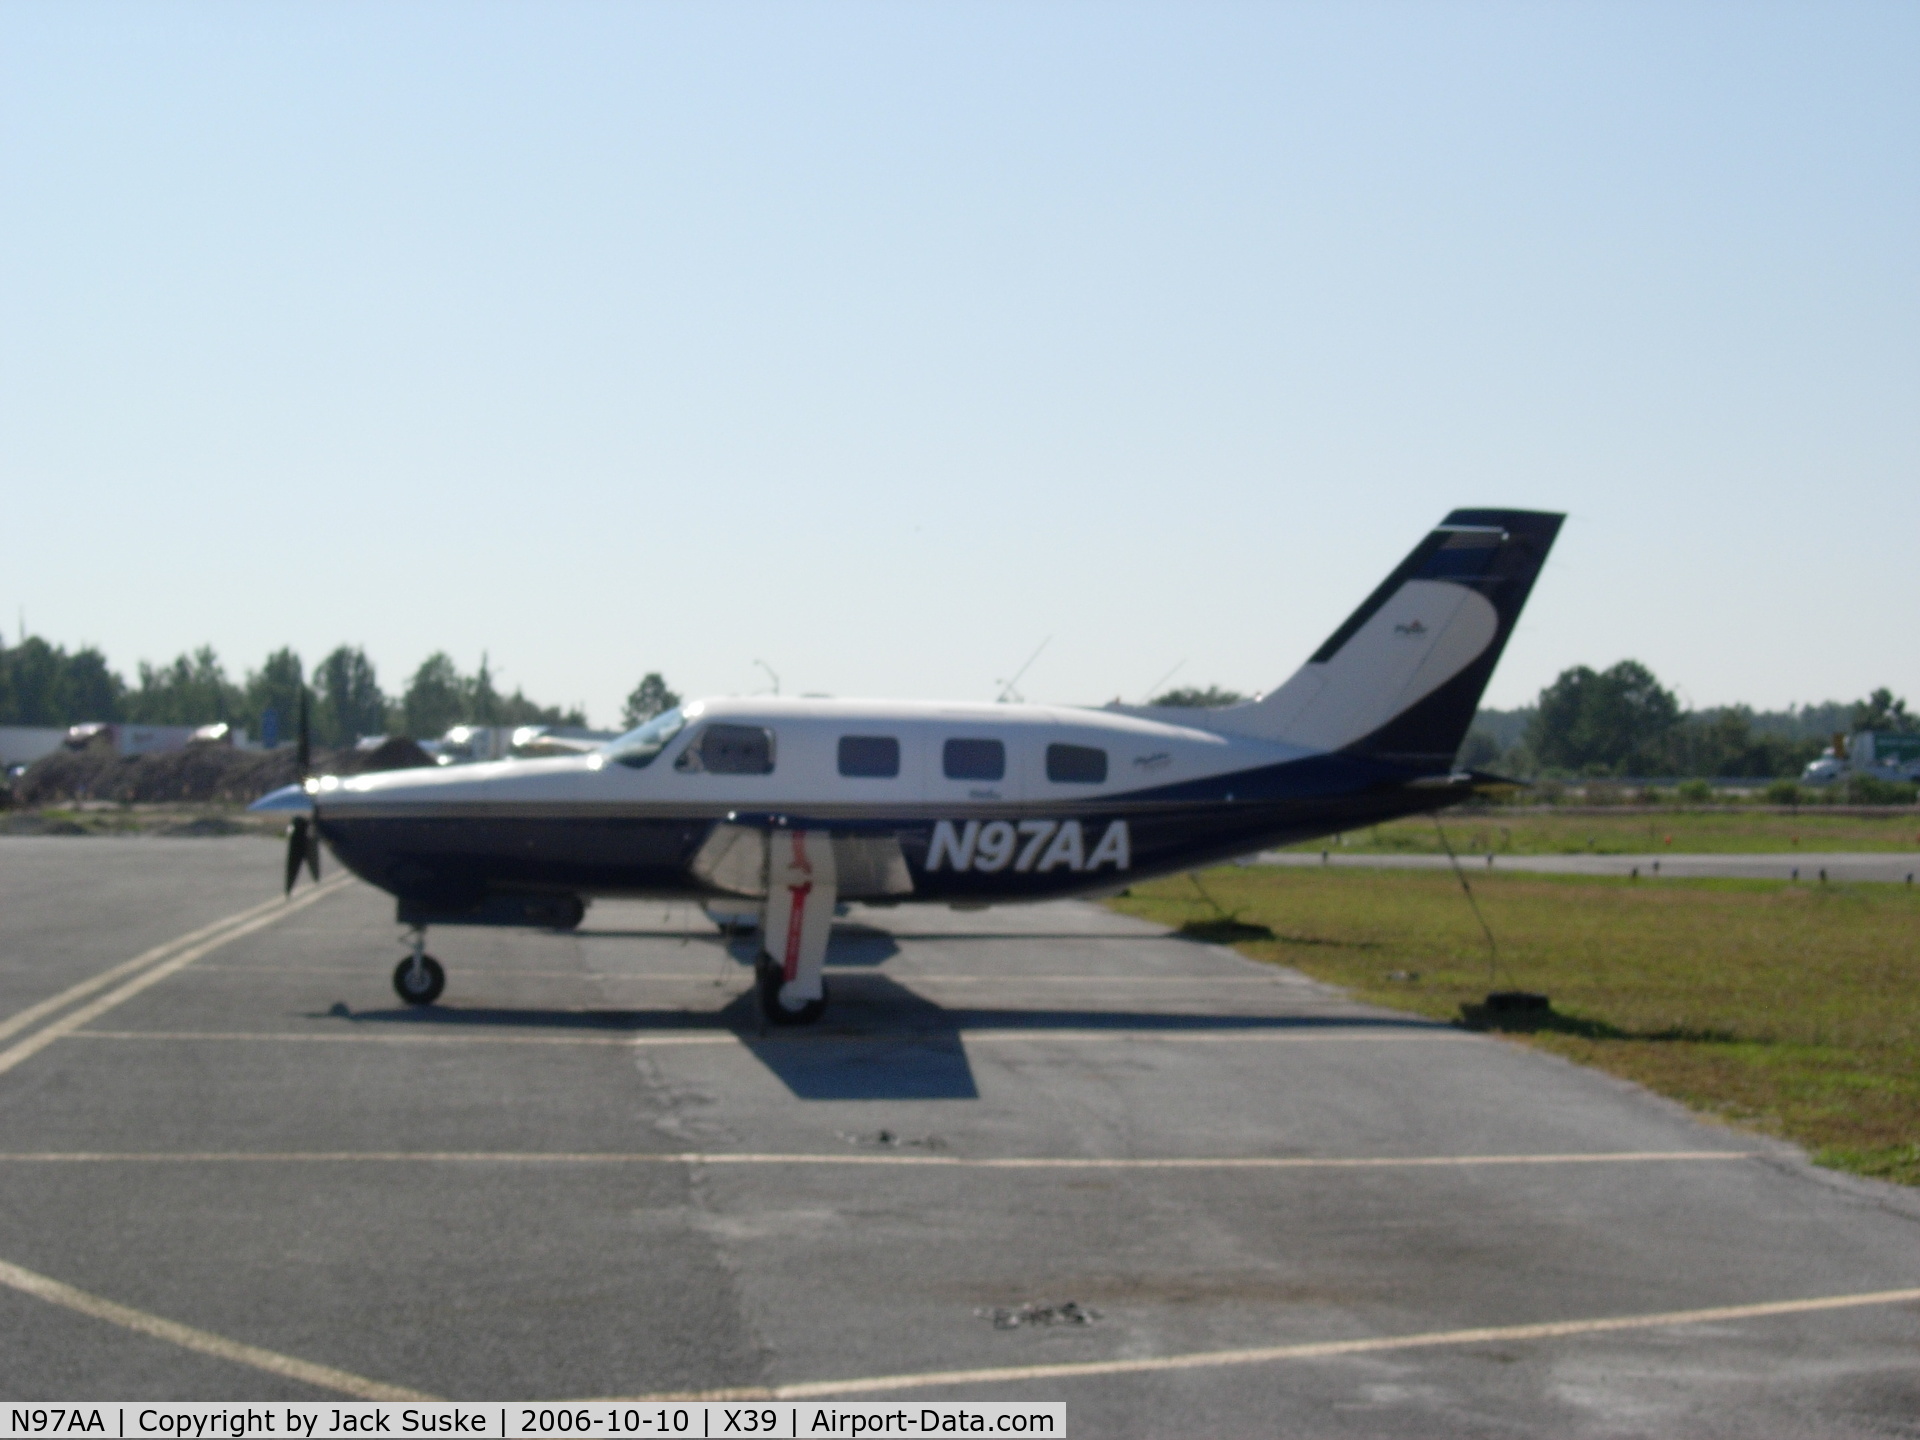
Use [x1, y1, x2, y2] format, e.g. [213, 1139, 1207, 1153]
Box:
[3, 1, 1915, 727]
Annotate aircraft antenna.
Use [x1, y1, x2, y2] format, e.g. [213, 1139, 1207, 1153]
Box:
[995, 636, 1050, 704]
[753, 659, 780, 695]
[1141, 659, 1186, 705]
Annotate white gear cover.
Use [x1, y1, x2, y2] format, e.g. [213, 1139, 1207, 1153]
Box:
[761, 828, 837, 1006]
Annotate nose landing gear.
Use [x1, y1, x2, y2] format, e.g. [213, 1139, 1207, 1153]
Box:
[393, 928, 445, 1006]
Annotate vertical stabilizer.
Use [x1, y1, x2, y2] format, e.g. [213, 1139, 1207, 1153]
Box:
[1182, 509, 1562, 769]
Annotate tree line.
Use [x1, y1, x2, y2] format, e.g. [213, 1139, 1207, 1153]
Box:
[1462, 660, 1915, 779]
[6, 633, 1907, 779]
[1151, 666, 1915, 780]
[0, 636, 679, 749]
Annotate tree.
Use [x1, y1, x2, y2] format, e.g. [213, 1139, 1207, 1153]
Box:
[1852, 688, 1915, 733]
[0, 638, 126, 725]
[1650, 707, 1821, 779]
[1457, 729, 1504, 770]
[1150, 685, 1245, 708]
[1, 638, 63, 724]
[468, 654, 502, 726]
[242, 649, 305, 748]
[1527, 660, 1679, 774]
[621, 673, 681, 729]
[60, 647, 124, 723]
[314, 646, 386, 746]
[125, 647, 241, 726]
[401, 652, 466, 739]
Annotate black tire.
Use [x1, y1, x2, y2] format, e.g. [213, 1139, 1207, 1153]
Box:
[393, 954, 446, 1006]
[757, 956, 827, 1026]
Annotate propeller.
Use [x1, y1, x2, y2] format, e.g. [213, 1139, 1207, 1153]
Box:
[284, 689, 321, 894]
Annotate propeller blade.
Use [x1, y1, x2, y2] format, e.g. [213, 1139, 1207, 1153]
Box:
[296, 690, 311, 778]
[284, 816, 308, 895]
[306, 819, 321, 882]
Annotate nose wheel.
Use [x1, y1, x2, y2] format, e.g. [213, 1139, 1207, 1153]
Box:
[394, 931, 445, 1006]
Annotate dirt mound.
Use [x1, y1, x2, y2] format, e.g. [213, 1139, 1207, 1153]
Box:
[11, 737, 432, 807]
[352, 737, 435, 772]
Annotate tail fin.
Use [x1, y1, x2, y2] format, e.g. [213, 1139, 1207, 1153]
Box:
[1198, 509, 1563, 769]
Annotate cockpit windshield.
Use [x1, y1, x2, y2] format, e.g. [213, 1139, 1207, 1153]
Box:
[604, 707, 687, 769]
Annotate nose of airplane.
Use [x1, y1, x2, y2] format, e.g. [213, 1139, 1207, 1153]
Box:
[249, 782, 314, 814]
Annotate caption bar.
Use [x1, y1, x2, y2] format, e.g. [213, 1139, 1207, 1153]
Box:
[2, 1407, 1064, 1440]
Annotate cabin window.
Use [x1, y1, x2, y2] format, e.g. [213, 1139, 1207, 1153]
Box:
[838, 735, 900, 778]
[692, 723, 775, 775]
[942, 737, 1005, 781]
[1046, 743, 1108, 784]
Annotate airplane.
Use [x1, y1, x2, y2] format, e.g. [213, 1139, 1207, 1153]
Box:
[254, 508, 1562, 1025]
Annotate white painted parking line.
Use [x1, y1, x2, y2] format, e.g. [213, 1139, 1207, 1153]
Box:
[0, 893, 291, 1045]
[624, 1286, 1920, 1400]
[0, 878, 351, 1079]
[0, 1254, 433, 1400]
[0, 1149, 1754, 1170]
[65, 1025, 1458, 1049]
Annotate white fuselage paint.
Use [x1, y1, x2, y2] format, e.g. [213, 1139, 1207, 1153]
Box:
[309, 697, 1316, 823]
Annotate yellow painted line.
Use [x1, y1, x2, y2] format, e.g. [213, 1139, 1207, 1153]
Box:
[0, 893, 291, 1045]
[0, 878, 351, 1078]
[0, 1255, 433, 1400]
[856, 976, 1295, 985]
[623, 1287, 1920, 1400]
[182, 966, 1315, 985]
[958, 1028, 1453, 1045]
[0, 1149, 1754, 1170]
[67, 1025, 1450, 1050]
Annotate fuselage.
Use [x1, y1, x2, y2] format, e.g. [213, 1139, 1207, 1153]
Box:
[308, 694, 1466, 919]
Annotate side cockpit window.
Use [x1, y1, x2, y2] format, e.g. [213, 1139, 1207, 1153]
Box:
[606, 708, 687, 769]
[942, 738, 1005, 781]
[1046, 743, 1107, 784]
[838, 735, 900, 778]
[677, 723, 776, 775]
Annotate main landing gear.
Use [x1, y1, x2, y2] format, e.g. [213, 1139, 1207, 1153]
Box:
[756, 829, 838, 1027]
[393, 928, 445, 1006]
[757, 955, 828, 1026]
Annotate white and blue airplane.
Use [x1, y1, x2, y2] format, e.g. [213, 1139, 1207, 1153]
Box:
[256, 508, 1561, 1023]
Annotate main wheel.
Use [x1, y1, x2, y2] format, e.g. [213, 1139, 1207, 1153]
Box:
[393, 954, 446, 1006]
[757, 956, 827, 1026]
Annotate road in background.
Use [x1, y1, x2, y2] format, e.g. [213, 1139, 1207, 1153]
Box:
[1260, 850, 1920, 883]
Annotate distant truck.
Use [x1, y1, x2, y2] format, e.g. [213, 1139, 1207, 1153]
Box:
[0, 726, 66, 770]
[425, 724, 618, 765]
[1801, 730, 1920, 785]
[64, 722, 252, 756]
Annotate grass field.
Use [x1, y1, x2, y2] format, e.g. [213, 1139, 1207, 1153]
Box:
[1111, 867, 1920, 1187]
[1288, 807, 1920, 855]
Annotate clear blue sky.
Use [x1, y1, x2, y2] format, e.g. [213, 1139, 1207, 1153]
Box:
[4, 2, 1914, 726]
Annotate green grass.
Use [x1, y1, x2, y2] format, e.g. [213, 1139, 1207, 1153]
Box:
[1290, 807, 1920, 856]
[1110, 867, 1920, 1187]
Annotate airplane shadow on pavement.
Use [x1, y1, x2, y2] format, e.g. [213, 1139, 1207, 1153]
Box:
[315, 970, 1447, 1103]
